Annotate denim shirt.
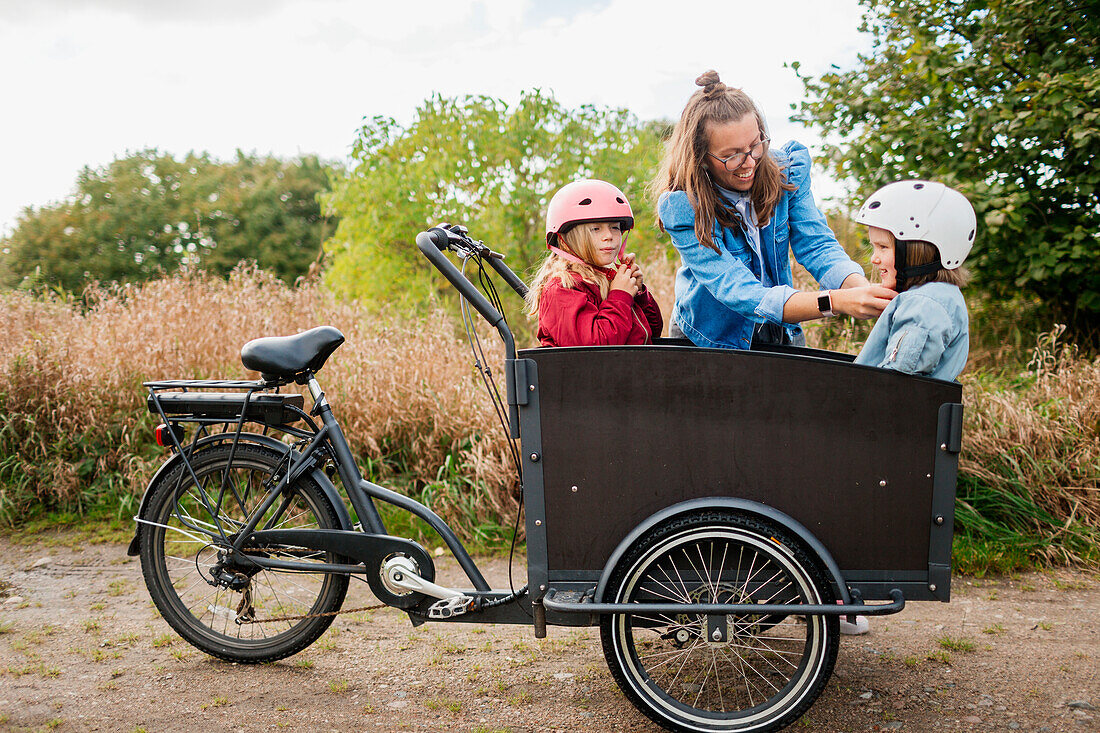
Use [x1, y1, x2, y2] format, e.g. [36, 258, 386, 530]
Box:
[659, 140, 864, 349]
[854, 282, 969, 381]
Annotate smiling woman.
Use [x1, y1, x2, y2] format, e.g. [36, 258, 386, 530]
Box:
[652, 69, 897, 350]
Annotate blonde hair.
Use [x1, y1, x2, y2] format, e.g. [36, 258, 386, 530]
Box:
[902, 240, 971, 289]
[650, 70, 795, 252]
[525, 225, 612, 317]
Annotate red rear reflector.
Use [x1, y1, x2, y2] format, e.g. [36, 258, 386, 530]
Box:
[155, 423, 181, 448]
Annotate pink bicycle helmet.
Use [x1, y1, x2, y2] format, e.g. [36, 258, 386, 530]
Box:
[544, 179, 634, 247]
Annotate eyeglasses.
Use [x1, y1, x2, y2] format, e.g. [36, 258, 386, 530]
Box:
[708, 136, 770, 172]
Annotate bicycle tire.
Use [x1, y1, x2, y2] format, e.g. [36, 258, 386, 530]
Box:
[600, 510, 839, 732]
[138, 442, 349, 663]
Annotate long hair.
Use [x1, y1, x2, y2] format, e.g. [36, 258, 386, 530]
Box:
[900, 240, 971, 289]
[525, 225, 611, 317]
[650, 70, 796, 252]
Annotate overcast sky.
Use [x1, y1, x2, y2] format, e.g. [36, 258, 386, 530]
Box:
[0, 0, 871, 237]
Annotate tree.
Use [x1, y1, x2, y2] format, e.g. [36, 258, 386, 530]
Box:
[1, 151, 337, 291]
[794, 0, 1100, 336]
[322, 91, 668, 317]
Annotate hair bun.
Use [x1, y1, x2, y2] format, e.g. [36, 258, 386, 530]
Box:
[695, 70, 726, 100]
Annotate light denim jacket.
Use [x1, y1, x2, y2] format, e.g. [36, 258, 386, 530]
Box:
[659, 141, 864, 349]
[854, 282, 969, 381]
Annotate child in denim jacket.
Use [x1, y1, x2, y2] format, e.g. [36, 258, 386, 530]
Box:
[854, 181, 976, 381]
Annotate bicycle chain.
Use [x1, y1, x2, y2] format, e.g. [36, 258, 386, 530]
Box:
[236, 601, 396, 624]
[235, 587, 521, 625]
[232, 583, 429, 624]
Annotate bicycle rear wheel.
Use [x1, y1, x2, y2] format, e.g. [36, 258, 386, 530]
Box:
[138, 442, 349, 663]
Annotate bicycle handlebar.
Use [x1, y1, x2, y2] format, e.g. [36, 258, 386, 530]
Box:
[486, 256, 529, 299]
[416, 228, 517, 359]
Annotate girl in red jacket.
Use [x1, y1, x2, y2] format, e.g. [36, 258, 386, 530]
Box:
[526, 179, 663, 347]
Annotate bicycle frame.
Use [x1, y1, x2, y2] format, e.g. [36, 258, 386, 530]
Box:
[136, 226, 525, 600]
[133, 223, 962, 733]
[142, 375, 492, 596]
[136, 224, 925, 629]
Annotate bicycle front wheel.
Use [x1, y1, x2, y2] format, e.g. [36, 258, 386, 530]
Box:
[600, 511, 839, 732]
[138, 442, 349, 663]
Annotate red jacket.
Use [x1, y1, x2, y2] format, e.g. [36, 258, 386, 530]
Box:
[536, 271, 664, 347]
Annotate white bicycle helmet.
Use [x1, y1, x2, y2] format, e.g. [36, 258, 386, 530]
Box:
[855, 180, 976, 270]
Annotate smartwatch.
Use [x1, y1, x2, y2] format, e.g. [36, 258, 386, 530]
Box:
[817, 291, 835, 317]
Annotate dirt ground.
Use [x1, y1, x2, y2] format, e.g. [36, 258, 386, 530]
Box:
[0, 530, 1097, 733]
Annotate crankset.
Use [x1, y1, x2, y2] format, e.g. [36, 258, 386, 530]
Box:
[238, 528, 437, 610]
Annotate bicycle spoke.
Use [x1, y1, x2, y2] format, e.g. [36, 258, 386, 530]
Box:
[141, 443, 348, 661]
[604, 520, 836, 727]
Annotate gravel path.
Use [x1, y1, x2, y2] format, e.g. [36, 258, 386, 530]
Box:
[1, 531, 1097, 732]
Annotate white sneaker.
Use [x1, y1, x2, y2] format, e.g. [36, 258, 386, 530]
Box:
[839, 615, 870, 635]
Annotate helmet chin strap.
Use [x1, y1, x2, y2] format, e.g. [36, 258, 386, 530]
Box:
[548, 242, 590, 268]
[549, 231, 629, 271]
[894, 240, 943, 292]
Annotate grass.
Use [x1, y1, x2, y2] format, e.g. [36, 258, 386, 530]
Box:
[936, 635, 975, 653]
[926, 650, 952, 665]
[0, 270, 518, 545]
[1051, 576, 1089, 591]
[1, 272, 1099, 573]
[424, 698, 462, 713]
[952, 327, 1100, 572]
[508, 691, 533, 707]
[6, 662, 61, 678]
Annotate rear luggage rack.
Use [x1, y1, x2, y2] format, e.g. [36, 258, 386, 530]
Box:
[147, 392, 305, 426]
[144, 379, 307, 428]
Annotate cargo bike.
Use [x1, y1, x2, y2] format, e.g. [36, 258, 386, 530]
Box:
[130, 224, 964, 732]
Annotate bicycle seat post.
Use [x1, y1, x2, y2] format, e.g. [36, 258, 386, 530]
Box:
[304, 372, 328, 413]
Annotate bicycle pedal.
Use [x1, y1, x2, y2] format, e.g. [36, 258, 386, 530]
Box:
[427, 595, 475, 619]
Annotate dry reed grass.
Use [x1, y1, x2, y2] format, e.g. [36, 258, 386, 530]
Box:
[0, 268, 518, 534]
[3, 264, 1098, 566]
[642, 250, 676, 336]
[958, 325, 1100, 564]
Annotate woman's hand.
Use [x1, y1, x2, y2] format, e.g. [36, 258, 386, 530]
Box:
[610, 262, 640, 297]
[831, 285, 897, 319]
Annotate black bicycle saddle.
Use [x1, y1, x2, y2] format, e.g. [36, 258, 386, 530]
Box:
[240, 326, 345, 381]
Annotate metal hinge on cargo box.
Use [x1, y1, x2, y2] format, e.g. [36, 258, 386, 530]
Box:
[505, 359, 533, 406]
[504, 359, 535, 440]
[939, 403, 964, 453]
[928, 563, 951, 601]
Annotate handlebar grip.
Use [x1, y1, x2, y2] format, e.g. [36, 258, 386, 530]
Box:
[487, 257, 529, 298]
[415, 231, 514, 357]
[426, 227, 450, 251]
